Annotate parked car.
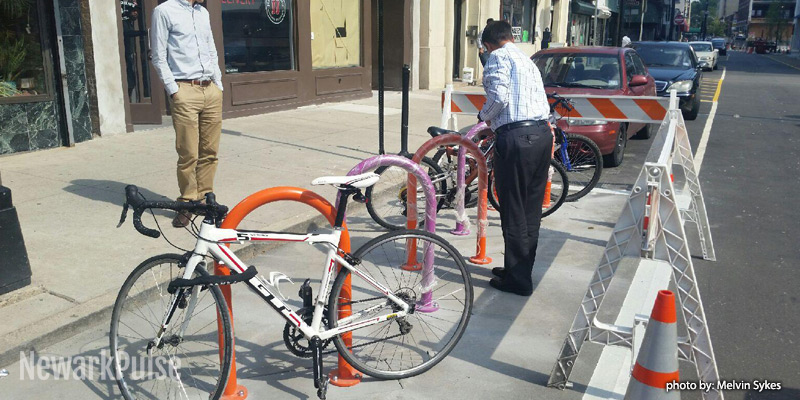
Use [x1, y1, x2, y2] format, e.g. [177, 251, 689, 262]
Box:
[711, 38, 727, 55]
[689, 41, 718, 70]
[532, 46, 656, 167]
[630, 41, 702, 120]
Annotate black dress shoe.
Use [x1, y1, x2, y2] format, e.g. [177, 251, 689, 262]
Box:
[489, 277, 533, 296]
[491, 267, 506, 278]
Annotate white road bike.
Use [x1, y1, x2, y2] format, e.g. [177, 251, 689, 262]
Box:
[110, 173, 473, 400]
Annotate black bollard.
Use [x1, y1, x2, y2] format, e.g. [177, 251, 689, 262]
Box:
[400, 64, 411, 157]
[0, 184, 32, 295]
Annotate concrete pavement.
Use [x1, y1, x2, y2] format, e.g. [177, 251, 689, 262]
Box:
[0, 88, 637, 398]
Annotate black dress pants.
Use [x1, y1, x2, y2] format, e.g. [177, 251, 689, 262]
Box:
[493, 123, 552, 293]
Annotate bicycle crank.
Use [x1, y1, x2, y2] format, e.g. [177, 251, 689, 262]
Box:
[283, 280, 332, 357]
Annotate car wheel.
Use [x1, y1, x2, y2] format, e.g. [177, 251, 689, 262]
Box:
[713, 61, 718, 70]
[684, 96, 700, 120]
[603, 123, 627, 168]
[634, 123, 652, 140]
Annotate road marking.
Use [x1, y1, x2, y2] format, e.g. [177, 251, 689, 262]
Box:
[695, 67, 726, 174]
[765, 56, 800, 72]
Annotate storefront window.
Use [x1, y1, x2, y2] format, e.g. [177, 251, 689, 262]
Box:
[310, 0, 361, 69]
[221, 0, 296, 73]
[501, 0, 535, 43]
[0, 0, 50, 100]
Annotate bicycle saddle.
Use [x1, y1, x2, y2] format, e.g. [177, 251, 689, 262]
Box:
[427, 126, 459, 137]
[311, 172, 380, 189]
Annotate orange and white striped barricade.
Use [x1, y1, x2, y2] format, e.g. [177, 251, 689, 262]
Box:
[547, 91, 721, 399]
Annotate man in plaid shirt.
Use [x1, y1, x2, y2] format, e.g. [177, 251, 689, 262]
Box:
[479, 21, 551, 297]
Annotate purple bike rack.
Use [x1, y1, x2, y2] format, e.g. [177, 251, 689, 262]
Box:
[343, 155, 440, 313]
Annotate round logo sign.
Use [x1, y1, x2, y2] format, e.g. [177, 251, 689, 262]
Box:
[266, 0, 287, 25]
[674, 13, 685, 25]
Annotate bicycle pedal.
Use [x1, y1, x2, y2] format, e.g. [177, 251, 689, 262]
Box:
[317, 377, 329, 400]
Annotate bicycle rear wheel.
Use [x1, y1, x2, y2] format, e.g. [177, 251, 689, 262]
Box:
[365, 156, 447, 231]
[487, 159, 568, 218]
[327, 230, 473, 380]
[555, 133, 602, 202]
[110, 254, 232, 400]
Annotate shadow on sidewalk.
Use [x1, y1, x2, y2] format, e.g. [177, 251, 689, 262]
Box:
[66, 179, 174, 218]
[222, 129, 367, 162]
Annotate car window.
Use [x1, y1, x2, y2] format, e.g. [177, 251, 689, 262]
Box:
[634, 46, 694, 68]
[690, 43, 713, 52]
[632, 53, 647, 76]
[533, 53, 622, 89]
[624, 53, 636, 81]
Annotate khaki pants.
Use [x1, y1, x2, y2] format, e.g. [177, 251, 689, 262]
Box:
[170, 82, 223, 202]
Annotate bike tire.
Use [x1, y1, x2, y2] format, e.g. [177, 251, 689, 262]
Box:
[488, 159, 568, 218]
[327, 229, 473, 380]
[432, 148, 478, 208]
[365, 156, 447, 231]
[110, 254, 233, 400]
[556, 133, 602, 202]
[543, 158, 569, 217]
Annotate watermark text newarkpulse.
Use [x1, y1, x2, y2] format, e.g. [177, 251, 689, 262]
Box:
[18, 351, 181, 381]
[666, 379, 782, 393]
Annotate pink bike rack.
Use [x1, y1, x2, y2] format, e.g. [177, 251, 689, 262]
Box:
[409, 134, 491, 265]
[343, 154, 441, 312]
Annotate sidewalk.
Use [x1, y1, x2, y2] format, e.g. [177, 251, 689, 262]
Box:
[0, 90, 443, 367]
[0, 88, 638, 399]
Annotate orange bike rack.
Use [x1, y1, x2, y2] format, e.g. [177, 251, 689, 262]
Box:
[215, 187, 361, 399]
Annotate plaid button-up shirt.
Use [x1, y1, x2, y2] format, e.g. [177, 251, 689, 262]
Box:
[479, 42, 550, 131]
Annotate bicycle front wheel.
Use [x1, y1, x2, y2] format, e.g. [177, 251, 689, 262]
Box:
[555, 133, 602, 202]
[327, 230, 473, 380]
[487, 159, 568, 218]
[110, 254, 232, 400]
[365, 156, 447, 231]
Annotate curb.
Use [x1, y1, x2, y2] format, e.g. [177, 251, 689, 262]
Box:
[0, 204, 347, 368]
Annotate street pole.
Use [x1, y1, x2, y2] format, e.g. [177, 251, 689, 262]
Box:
[618, 0, 624, 45]
[793, 0, 800, 55]
[640, 0, 646, 40]
[668, 0, 676, 40]
[377, 0, 385, 155]
[593, 0, 600, 45]
[701, 1, 709, 40]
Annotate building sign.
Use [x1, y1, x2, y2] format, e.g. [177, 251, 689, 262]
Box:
[511, 26, 522, 42]
[266, 0, 287, 24]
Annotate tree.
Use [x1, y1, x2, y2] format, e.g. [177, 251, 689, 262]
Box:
[765, 0, 786, 43]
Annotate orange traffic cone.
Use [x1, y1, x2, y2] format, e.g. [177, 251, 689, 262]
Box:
[624, 290, 681, 400]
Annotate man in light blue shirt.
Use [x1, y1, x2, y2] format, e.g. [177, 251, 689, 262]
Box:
[479, 21, 551, 297]
[151, 0, 223, 227]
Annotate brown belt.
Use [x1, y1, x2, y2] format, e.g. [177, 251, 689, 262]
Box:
[176, 79, 212, 87]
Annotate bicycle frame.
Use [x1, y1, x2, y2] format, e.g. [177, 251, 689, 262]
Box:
[154, 222, 411, 347]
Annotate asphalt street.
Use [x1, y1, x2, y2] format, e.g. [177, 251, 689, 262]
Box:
[594, 51, 800, 399]
[688, 52, 800, 400]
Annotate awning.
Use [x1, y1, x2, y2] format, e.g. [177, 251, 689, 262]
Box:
[572, 0, 597, 16]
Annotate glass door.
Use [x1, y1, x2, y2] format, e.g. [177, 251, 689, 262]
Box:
[120, 0, 164, 124]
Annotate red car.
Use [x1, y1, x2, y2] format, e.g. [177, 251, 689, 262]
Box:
[532, 47, 656, 167]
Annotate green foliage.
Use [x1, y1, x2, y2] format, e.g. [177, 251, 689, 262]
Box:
[765, 0, 786, 42]
[0, 0, 30, 20]
[0, 81, 19, 97]
[0, 31, 27, 82]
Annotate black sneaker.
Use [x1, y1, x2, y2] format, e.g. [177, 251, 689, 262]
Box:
[489, 277, 533, 296]
[491, 267, 506, 278]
